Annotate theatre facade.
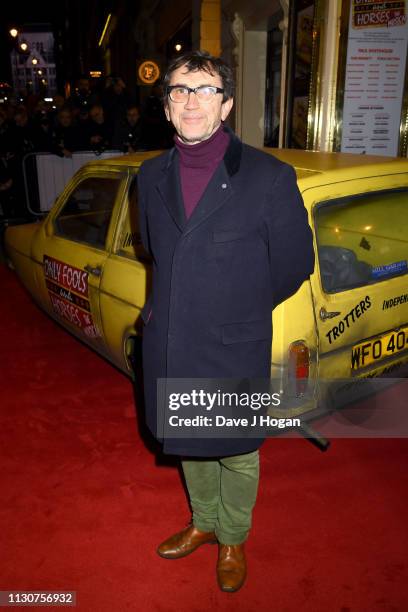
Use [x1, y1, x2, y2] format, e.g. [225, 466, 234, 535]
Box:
[121, 0, 408, 156]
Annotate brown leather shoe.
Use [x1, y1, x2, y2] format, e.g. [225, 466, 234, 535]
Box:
[217, 544, 247, 592]
[157, 525, 217, 559]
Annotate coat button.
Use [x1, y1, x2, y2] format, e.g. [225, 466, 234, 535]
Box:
[221, 183, 227, 189]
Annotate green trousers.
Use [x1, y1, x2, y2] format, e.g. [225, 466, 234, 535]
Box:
[181, 450, 260, 545]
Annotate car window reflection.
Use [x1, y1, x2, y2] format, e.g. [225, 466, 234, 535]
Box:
[54, 176, 120, 249]
[315, 189, 408, 293]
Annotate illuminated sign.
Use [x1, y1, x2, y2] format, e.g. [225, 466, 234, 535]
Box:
[138, 60, 160, 84]
[353, 0, 406, 29]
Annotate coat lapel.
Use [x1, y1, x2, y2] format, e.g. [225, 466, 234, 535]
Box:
[183, 162, 234, 235]
[155, 127, 243, 236]
[156, 149, 186, 232]
[183, 128, 243, 235]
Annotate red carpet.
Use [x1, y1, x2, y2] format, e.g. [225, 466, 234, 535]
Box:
[1, 263, 408, 611]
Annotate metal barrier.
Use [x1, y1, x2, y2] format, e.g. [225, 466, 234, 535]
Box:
[22, 150, 123, 216]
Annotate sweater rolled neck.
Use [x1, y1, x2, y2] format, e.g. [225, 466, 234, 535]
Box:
[174, 124, 229, 168]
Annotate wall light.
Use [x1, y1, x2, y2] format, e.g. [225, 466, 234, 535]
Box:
[98, 14, 112, 47]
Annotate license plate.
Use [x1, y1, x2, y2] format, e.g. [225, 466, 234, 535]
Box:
[351, 325, 408, 371]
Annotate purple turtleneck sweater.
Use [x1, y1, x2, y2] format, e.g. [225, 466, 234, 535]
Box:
[174, 124, 230, 219]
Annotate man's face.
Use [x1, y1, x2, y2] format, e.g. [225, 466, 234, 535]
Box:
[164, 64, 233, 145]
[58, 110, 72, 127]
[90, 106, 104, 123]
[127, 107, 140, 126]
[15, 111, 28, 127]
[113, 78, 125, 94]
[78, 79, 90, 94]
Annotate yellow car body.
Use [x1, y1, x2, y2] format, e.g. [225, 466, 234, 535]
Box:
[5, 149, 408, 417]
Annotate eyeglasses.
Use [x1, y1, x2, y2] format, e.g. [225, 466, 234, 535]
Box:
[167, 85, 224, 103]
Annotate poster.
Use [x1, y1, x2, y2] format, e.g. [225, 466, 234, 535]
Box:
[43, 255, 100, 339]
[341, 0, 408, 156]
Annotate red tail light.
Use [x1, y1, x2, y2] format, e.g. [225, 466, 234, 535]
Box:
[288, 341, 310, 396]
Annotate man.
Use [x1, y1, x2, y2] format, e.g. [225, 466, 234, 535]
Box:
[142, 82, 174, 150]
[7, 106, 48, 218]
[112, 104, 145, 153]
[101, 76, 130, 126]
[49, 107, 85, 157]
[85, 104, 112, 153]
[137, 51, 314, 592]
[67, 76, 100, 118]
[10, 106, 48, 155]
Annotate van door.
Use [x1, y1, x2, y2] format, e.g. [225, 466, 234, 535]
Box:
[32, 170, 126, 355]
[99, 172, 151, 373]
[305, 174, 408, 381]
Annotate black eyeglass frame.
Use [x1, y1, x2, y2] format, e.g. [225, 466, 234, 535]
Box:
[166, 85, 225, 102]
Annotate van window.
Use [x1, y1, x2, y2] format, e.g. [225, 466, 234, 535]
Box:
[315, 189, 408, 293]
[54, 176, 120, 249]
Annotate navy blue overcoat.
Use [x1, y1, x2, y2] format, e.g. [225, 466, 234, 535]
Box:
[137, 126, 314, 456]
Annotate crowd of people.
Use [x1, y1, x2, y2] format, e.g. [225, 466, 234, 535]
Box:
[0, 75, 174, 218]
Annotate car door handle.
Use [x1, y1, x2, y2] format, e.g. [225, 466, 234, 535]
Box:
[319, 306, 341, 321]
[84, 264, 102, 277]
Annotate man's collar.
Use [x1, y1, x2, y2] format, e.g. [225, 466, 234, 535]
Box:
[222, 124, 242, 177]
[163, 123, 242, 177]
